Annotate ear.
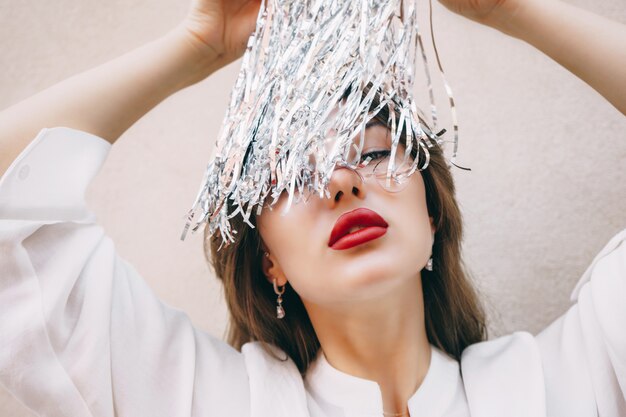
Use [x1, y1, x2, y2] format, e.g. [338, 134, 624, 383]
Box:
[260, 244, 288, 287]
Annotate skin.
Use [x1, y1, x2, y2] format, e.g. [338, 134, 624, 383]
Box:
[257, 124, 436, 414]
[0, 0, 624, 414]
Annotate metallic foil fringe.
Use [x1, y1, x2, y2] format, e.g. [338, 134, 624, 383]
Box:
[181, 0, 468, 248]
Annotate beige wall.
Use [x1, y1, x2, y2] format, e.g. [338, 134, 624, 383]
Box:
[1, 0, 625, 414]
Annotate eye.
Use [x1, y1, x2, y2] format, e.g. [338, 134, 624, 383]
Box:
[361, 150, 390, 163]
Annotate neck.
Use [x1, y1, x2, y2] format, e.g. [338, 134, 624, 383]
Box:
[304, 273, 431, 415]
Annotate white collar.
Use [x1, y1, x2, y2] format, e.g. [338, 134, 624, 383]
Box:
[304, 344, 466, 416]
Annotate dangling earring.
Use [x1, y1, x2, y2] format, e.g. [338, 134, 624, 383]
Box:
[425, 232, 435, 271]
[425, 257, 433, 271]
[273, 278, 286, 319]
[265, 252, 286, 319]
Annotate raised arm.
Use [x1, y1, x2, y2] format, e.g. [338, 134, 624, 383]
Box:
[439, 0, 626, 116]
[0, 0, 261, 177]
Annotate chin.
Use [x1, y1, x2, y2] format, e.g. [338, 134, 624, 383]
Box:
[338, 251, 416, 291]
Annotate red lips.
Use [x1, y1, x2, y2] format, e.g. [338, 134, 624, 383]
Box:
[328, 207, 389, 250]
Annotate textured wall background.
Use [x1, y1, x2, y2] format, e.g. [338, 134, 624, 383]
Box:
[1, 0, 624, 415]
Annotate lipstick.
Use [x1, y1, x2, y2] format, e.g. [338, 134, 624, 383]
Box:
[328, 208, 388, 250]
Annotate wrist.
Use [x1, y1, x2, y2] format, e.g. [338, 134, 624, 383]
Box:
[163, 24, 224, 89]
[482, 0, 547, 39]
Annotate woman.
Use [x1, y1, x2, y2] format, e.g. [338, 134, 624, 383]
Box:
[0, 0, 624, 416]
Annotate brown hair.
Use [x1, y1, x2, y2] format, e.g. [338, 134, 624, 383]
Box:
[205, 91, 488, 375]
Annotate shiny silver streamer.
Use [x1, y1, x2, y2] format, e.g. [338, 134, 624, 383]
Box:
[181, 0, 467, 248]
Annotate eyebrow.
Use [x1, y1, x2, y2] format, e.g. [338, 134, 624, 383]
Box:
[365, 119, 386, 129]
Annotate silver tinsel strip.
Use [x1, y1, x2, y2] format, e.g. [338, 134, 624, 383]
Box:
[181, 0, 466, 248]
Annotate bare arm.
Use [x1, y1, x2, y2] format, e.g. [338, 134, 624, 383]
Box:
[0, 0, 260, 178]
[440, 0, 626, 116]
[0, 26, 214, 177]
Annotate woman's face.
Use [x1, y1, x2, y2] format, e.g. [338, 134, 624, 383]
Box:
[256, 122, 435, 307]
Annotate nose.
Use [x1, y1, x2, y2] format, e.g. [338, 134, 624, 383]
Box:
[325, 165, 366, 208]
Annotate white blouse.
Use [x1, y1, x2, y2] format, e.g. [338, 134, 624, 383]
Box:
[0, 126, 624, 417]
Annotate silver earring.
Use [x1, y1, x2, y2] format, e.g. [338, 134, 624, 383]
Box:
[425, 257, 433, 271]
[266, 252, 286, 319]
[273, 278, 286, 319]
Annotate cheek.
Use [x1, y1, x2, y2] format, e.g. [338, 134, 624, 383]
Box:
[386, 175, 433, 263]
[257, 203, 320, 264]
[257, 202, 331, 300]
[257, 211, 327, 301]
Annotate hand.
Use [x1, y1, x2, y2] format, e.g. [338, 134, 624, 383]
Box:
[181, 0, 262, 70]
[437, 0, 523, 28]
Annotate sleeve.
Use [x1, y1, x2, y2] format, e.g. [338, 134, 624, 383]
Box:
[535, 228, 626, 417]
[0, 127, 250, 417]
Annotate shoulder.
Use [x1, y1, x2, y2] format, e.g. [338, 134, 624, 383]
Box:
[460, 331, 547, 417]
[0, 126, 111, 223]
[461, 331, 542, 382]
[570, 227, 626, 302]
[240, 341, 310, 416]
